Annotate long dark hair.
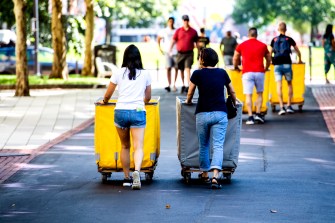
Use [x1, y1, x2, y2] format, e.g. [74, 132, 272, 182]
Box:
[121, 44, 143, 80]
[324, 24, 333, 39]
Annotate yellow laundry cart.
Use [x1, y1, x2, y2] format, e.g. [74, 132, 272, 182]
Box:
[94, 97, 160, 183]
[268, 63, 305, 112]
[226, 68, 270, 115]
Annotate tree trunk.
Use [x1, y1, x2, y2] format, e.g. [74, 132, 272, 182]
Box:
[50, 0, 68, 79]
[81, 0, 94, 76]
[13, 0, 29, 96]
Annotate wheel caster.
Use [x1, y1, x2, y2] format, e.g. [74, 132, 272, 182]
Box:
[145, 172, 153, 182]
[184, 172, 191, 184]
[271, 105, 276, 112]
[224, 173, 232, 183]
[101, 174, 108, 183]
[298, 104, 303, 112]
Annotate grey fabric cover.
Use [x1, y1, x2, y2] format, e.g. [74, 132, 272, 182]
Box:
[176, 96, 242, 169]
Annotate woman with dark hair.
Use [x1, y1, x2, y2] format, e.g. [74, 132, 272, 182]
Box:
[322, 24, 335, 84]
[186, 48, 236, 189]
[98, 44, 151, 190]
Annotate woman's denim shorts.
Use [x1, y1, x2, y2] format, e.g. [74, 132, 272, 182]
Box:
[114, 109, 146, 129]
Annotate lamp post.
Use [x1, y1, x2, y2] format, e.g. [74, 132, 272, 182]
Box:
[33, 0, 40, 76]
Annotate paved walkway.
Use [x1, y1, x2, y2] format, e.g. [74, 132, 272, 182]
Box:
[0, 77, 334, 184]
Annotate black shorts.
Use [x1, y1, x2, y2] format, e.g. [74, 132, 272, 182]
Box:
[176, 51, 194, 70]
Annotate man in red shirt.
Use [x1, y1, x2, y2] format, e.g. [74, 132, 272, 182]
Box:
[233, 27, 271, 125]
[170, 15, 198, 93]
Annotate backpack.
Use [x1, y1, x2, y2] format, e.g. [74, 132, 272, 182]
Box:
[273, 36, 291, 58]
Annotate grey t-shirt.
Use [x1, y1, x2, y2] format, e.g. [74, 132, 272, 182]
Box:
[220, 37, 238, 56]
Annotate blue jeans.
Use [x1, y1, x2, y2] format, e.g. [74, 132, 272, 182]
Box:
[196, 111, 228, 171]
[114, 109, 146, 129]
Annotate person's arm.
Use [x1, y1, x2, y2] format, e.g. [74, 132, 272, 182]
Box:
[331, 37, 335, 50]
[233, 50, 241, 70]
[219, 39, 223, 52]
[227, 83, 236, 106]
[144, 85, 151, 103]
[293, 45, 303, 63]
[321, 38, 325, 47]
[185, 82, 196, 104]
[169, 38, 176, 56]
[97, 82, 117, 104]
[264, 51, 271, 71]
[157, 35, 164, 55]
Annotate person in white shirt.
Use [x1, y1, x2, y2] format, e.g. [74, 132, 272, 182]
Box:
[157, 17, 178, 92]
[98, 44, 152, 190]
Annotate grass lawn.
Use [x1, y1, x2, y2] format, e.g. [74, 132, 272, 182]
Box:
[0, 74, 105, 86]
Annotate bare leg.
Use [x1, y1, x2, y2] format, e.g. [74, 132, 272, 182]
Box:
[245, 94, 253, 116]
[256, 92, 263, 114]
[116, 127, 131, 179]
[166, 67, 172, 87]
[180, 69, 185, 86]
[185, 67, 191, 86]
[173, 68, 178, 91]
[130, 127, 145, 171]
[276, 80, 284, 108]
[287, 81, 293, 106]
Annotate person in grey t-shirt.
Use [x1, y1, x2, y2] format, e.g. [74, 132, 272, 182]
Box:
[220, 31, 238, 66]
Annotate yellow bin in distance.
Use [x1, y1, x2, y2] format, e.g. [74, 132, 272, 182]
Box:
[268, 63, 305, 112]
[226, 68, 270, 114]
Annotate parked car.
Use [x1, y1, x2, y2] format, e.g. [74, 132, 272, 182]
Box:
[0, 46, 83, 75]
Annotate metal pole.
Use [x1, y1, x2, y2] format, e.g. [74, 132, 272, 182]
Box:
[33, 0, 40, 76]
[309, 43, 312, 82]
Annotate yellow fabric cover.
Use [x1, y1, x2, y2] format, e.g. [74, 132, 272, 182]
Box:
[95, 98, 160, 170]
[269, 63, 305, 105]
[227, 69, 270, 114]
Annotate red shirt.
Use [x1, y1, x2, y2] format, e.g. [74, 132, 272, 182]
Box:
[173, 27, 198, 52]
[235, 38, 269, 74]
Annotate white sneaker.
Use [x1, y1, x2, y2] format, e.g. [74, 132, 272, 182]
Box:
[132, 171, 141, 190]
[278, 107, 286, 115]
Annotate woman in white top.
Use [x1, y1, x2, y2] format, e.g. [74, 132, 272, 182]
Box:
[98, 44, 151, 190]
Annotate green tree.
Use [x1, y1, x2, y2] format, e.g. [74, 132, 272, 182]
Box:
[13, 0, 29, 96]
[232, 0, 335, 41]
[113, 0, 178, 28]
[50, 0, 69, 79]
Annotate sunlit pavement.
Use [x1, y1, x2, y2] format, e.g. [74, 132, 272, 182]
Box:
[0, 76, 335, 221]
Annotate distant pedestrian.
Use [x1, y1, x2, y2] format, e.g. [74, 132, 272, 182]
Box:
[322, 24, 335, 84]
[220, 31, 238, 66]
[157, 17, 179, 92]
[170, 14, 198, 94]
[97, 44, 151, 190]
[196, 27, 210, 60]
[186, 48, 236, 189]
[270, 22, 303, 115]
[233, 27, 271, 125]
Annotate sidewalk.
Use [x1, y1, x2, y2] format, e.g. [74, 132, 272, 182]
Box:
[0, 77, 334, 184]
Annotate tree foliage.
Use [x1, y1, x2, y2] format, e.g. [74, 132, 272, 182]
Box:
[112, 0, 178, 28]
[232, 0, 335, 36]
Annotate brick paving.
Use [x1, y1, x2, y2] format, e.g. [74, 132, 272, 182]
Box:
[311, 85, 335, 143]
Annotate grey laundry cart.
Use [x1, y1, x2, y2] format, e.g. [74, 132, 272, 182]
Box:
[176, 96, 242, 183]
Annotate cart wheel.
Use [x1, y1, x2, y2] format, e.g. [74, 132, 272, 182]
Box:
[181, 169, 185, 177]
[101, 174, 108, 184]
[184, 172, 191, 184]
[145, 172, 154, 182]
[298, 105, 303, 112]
[271, 105, 276, 112]
[224, 173, 232, 184]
